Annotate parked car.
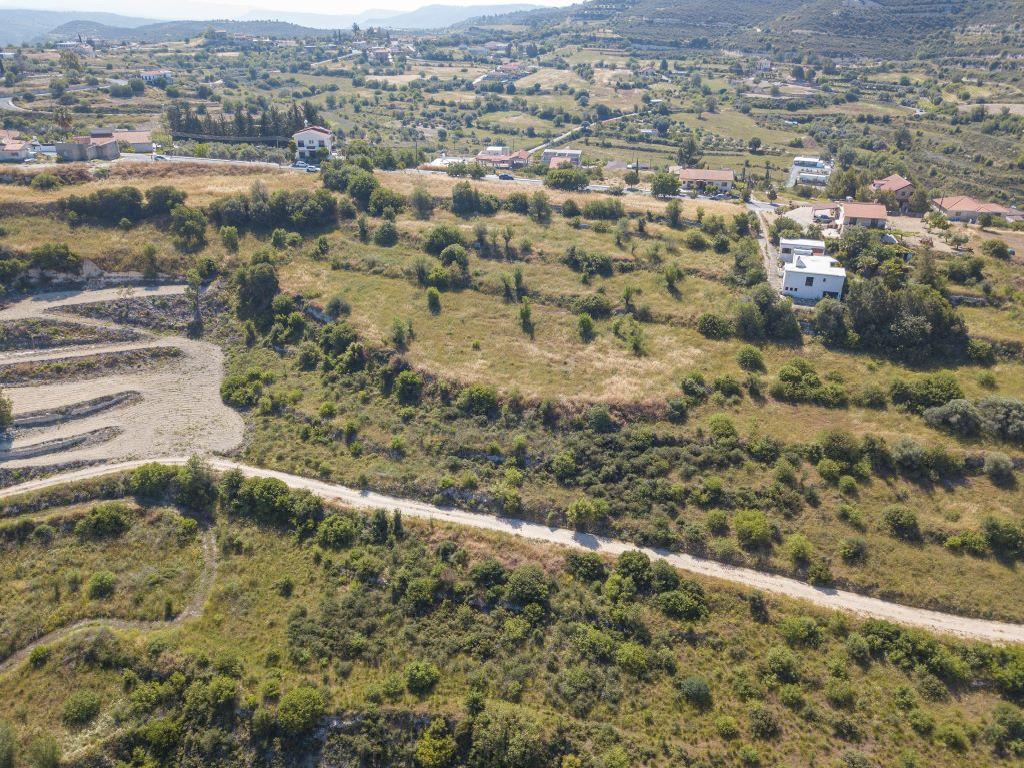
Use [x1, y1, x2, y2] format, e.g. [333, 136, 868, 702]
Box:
[154, 155, 169, 162]
[292, 161, 307, 168]
[497, 173, 514, 180]
[305, 166, 320, 173]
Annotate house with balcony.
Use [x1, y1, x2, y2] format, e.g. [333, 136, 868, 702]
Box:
[292, 126, 334, 162]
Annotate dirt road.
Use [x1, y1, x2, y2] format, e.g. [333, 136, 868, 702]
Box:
[3, 457, 1023, 645]
[0, 287, 244, 467]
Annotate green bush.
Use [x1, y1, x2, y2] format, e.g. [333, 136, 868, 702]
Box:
[676, 675, 712, 710]
[405, 660, 441, 695]
[882, 505, 920, 541]
[373, 219, 399, 246]
[277, 686, 326, 736]
[734, 509, 772, 550]
[87, 570, 117, 599]
[697, 312, 732, 339]
[62, 690, 101, 726]
[736, 344, 765, 371]
[457, 384, 500, 417]
[426, 287, 441, 314]
[75, 502, 132, 539]
[423, 223, 466, 255]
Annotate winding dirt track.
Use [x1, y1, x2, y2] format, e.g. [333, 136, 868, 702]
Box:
[0, 529, 217, 676]
[3, 457, 1024, 646]
[0, 287, 244, 467]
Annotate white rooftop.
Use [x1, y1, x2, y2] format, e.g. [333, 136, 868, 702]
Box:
[785, 255, 846, 278]
[779, 238, 826, 249]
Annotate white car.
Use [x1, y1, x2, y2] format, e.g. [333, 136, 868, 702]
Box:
[292, 161, 308, 169]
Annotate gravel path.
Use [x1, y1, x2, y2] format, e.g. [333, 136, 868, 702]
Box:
[0, 287, 244, 467]
[3, 457, 1023, 646]
[0, 529, 217, 676]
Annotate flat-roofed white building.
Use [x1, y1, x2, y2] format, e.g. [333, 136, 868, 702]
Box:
[778, 238, 826, 263]
[781, 254, 846, 302]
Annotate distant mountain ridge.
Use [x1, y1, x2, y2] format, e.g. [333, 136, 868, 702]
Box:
[0, 9, 156, 46]
[234, 4, 542, 29]
[44, 18, 323, 43]
[0, 3, 545, 46]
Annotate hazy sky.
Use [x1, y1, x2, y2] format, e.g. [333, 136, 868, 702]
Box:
[1, 0, 574, 19]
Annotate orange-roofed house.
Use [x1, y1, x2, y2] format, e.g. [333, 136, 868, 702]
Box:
[870, 173, 915, 210]
[676, 167, 735, 194]
[474, 145, 530, 169]
[90, 128, 155, 154]
[931, 196, 1023, 224]
[0, 139, 31, 163]
[839, 202, 888, 231]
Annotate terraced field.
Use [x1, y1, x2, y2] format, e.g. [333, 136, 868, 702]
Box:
[0, 286, 243, 469]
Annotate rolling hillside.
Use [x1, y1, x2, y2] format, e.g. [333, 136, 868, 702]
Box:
[495, 0, 1024, 57]
[44, 18, 325, 43]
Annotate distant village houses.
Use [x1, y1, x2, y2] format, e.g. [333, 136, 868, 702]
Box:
[54, 40, 94, 57]
[475, 145, 530, 169]
[139, 69, 173, 84]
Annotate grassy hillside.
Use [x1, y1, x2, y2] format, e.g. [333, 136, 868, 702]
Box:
[0, 471, 1023, 766]
[2, 165, 1024, 627]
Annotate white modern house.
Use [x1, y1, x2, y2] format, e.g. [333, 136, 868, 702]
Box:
[781, 255, 846, 302]
[778, 238, 826, 263]
[139, 69, 173, 83]
[292, 126, 334, 162]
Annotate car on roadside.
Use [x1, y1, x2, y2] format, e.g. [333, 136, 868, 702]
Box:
[154, 155, 169, 162]
[497, 173, 514, 180]
[292, 161, 308, 168]
[305, 165, 320, 173]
